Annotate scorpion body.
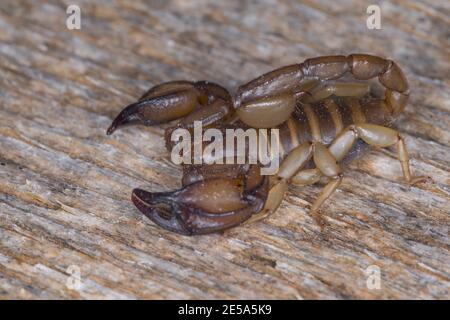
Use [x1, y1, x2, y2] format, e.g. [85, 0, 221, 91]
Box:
[107, 54, 425, 235]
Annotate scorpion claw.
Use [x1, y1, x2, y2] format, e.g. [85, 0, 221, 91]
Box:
[131, 176, 268, 235]
[106, 101, 142, 135]
[132, 188, 191, 235]
[107, 89, 199, 135]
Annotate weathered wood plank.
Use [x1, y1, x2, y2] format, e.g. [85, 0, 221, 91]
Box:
[0, 0, 449, 299]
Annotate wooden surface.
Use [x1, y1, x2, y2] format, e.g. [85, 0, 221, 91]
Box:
[0, 0, 449, 299]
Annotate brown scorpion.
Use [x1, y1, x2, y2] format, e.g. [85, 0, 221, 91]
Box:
[107, 54, 426, 235]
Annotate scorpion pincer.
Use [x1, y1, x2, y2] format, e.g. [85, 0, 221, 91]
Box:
[107, 54, 426, 235]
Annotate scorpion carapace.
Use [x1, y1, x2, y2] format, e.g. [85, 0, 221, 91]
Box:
[107, 54, 426, 235]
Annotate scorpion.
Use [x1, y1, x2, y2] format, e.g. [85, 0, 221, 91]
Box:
[107, 54, 426, 235]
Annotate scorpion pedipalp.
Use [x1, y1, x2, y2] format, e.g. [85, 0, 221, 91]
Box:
[106, 89, 198, 135]
[107, 81, 233, 136]
[132, 169, 268, 235]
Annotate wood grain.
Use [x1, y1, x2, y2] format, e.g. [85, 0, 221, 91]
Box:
[0, 0, 449, 299]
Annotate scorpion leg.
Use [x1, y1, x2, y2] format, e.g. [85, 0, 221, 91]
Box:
[292, 123, 425, 228]
[309, 142, 343, 228]
[107, 81, 233, 135]
[291, 168, 322, 186]
[245, 142, 313, 224]
[272, 141, 343, 228]
[354, 124, 427, 184]
[328, 123, 427, 184]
